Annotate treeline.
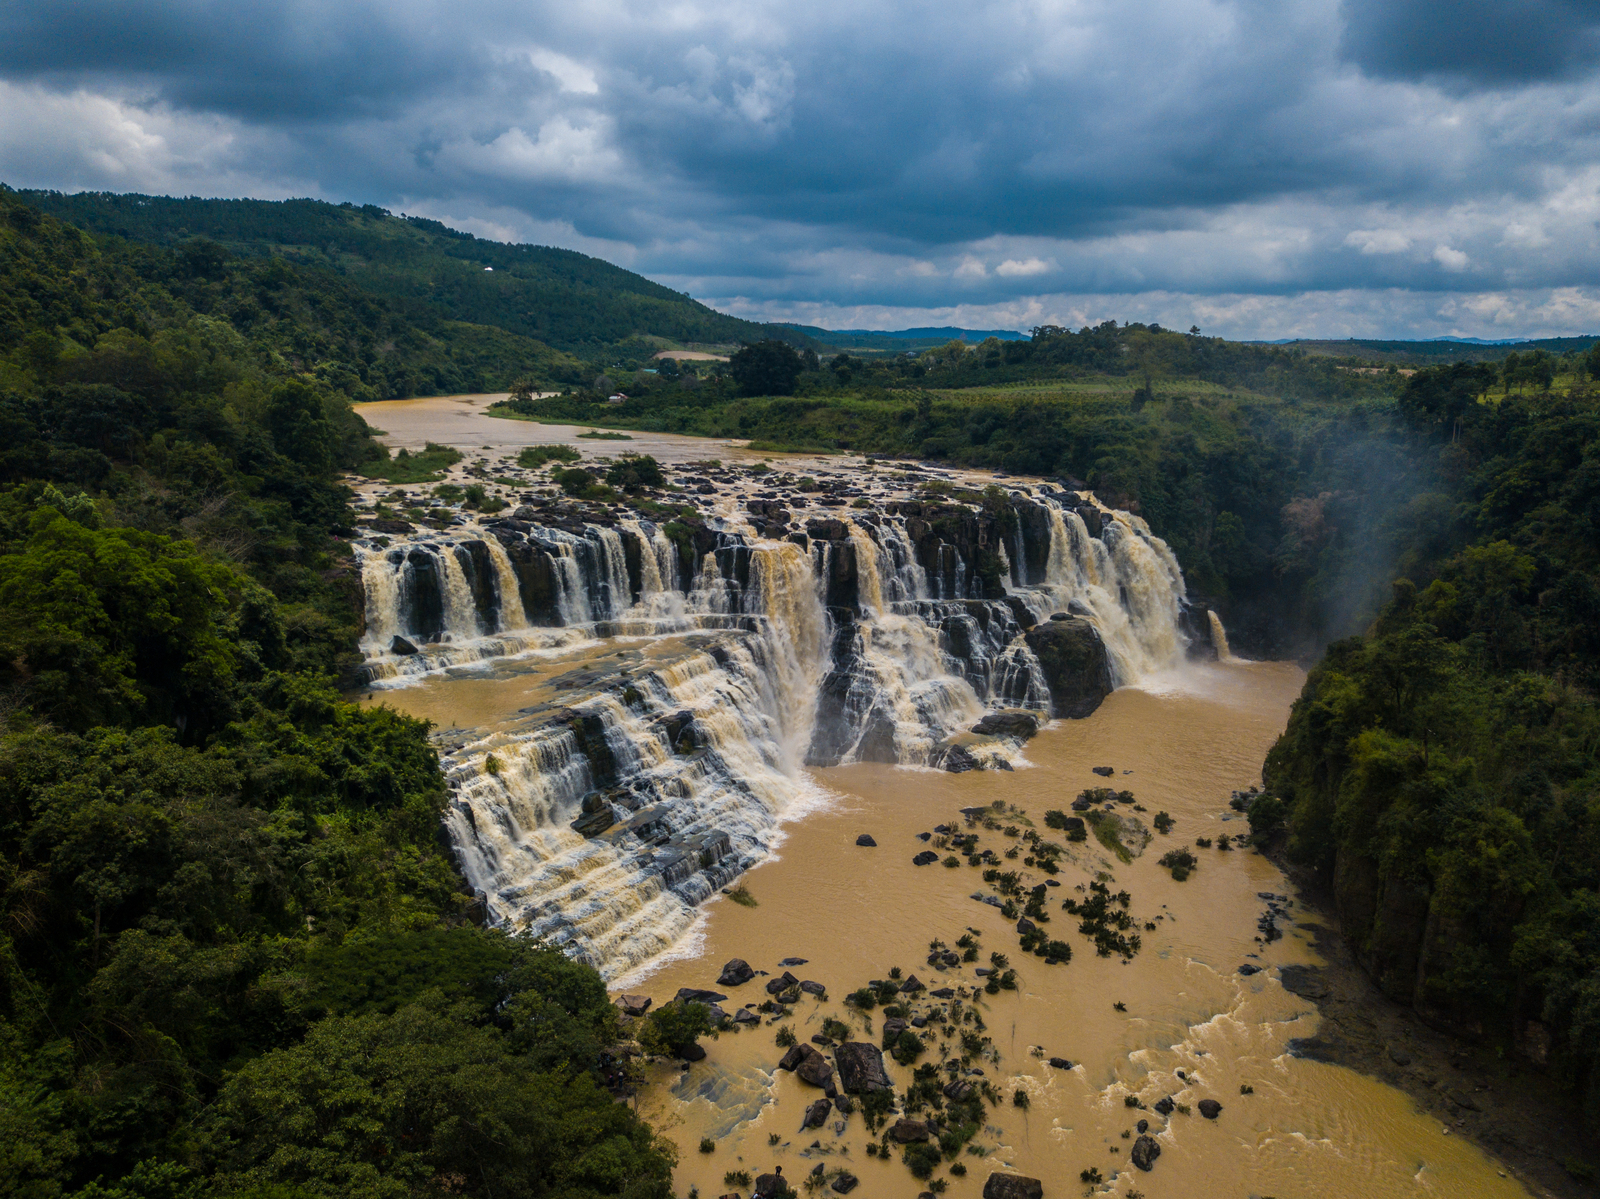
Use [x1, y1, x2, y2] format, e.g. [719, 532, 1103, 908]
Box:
[1264, 361, 1600, 1122]
[0, 188, 675, 1198]
[17, 189, 812, 359]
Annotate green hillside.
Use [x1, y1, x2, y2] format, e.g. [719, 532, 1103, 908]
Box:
[18, 189, 810, 357]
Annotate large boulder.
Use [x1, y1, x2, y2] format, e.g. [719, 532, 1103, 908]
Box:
[615, 994, 652, 1017]
[717, 959, 756, 987]
[779, 1043, 836, 1090]
[676, 987, 727, 1005]
[1198, 1098, 1223, 1119]
[801, 1098, 832, 1130]
[888, 1118, 931, 1143]
[982, 1174, 1043, 1199]
[834, 1041, 892, 1093]
[1131, 1134, 1161, 1171]
[971, 710, 1040, 740]
[1023, 616, 1112, 718]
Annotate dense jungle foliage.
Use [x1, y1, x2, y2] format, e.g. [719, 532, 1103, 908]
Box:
[17, 190, 807, 359]
[0, 188, 675, 1199]
[1263, 362, 1600, 1118]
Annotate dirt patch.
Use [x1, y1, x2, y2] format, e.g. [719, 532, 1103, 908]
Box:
[1273, 857, 1594, 1199]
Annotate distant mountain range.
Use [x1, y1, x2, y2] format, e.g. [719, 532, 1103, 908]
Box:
[1253, 335, 1598, 364]
[783, 324, 1027, 352]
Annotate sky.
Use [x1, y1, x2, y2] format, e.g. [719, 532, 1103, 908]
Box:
[3, 0, 1600, 339]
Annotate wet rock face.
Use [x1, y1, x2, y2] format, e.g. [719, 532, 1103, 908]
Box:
[1023, 615, 1112, 718]
[716, 959, 755, 987]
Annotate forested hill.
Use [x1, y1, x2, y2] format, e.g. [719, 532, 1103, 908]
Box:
[0, 185, 678, 1199]
[18, 188, 805, 356]
[1260, 363, 1600, 1135]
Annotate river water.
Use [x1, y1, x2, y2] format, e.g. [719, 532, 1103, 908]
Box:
[353, 397, 1530, 1199]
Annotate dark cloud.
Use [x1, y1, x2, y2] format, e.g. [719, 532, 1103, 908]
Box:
[1, 0, 1598, 335]
[1340, 0, 1600, 86]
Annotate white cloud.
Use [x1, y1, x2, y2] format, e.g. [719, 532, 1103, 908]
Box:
[708, 285, 1600, 341]
[1434, 244, 1469, 270]
[954, 257, 989, 279]
[528, 48, 600, 95]
[996, 257, 1052, 276]
[1344, 228, 1411, 254]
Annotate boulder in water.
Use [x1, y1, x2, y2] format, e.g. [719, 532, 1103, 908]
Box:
[1047, 1057, 1073, 1069]
[800, 980, 827, 996]
[754, 1172, 786, 1198]
[1153, 1096, 1175, 1115]
[1092, 765, 1115, 777]
[1198, 1099, 1223, 1119]
[766, 971, 801, 995]
[1131, 1134, 1161, 1171]
[801, 1098, 832, 1130]
[834, 1041, 892, 1093]
[899, 974, 924, 993]
[981, 1174, 1043, 1199]
[680, 1042, 707, 1062]
[939, 743, 983, 773]
[616, 994, 652, 1017]
[855, 834, 878, 847]
[389, 635, 420, 655]
[912, 850, 939, 866]
[733, 1008, 759, 1025]
[676, 987, 727, 1005]
[830, 1173, 859, 1194]
[971, 710, 1040, 740]
[717, 959, 756, 987]
[1025, 616, 1112, 718]
[779, 1043, 836, 1090]
[888, 1118, 930, 1143]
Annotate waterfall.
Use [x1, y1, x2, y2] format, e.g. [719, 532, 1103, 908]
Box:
[1208, 609, 1235, 662]
[354, 482, 1205, 979]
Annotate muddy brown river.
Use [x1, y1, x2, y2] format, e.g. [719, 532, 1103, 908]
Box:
[358, 398, 1530, 1199]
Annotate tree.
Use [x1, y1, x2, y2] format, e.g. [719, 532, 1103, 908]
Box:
[729, 340, 804, 397]
[605, 454, 664, 491]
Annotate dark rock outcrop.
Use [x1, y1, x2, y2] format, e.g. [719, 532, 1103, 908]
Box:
[834, 1041, 892, 1092]
[888, 1118, 930, 1143]
[971, 710, 1040, 739]
[717, 959, 756, 987]
[779, 1043, 836, 1090]
[982, 1174, 1043, 1199]
[1131, 1134, 1161, 1171]
[855, 834, 877, 847]
[1024, 616, 1112, 718]
[1198, 1098, 1223, 1119]
[912, 850, 939, 866]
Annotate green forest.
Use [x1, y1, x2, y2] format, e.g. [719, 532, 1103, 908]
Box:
[4, 181, 1600, 1194]
[0, 187, 676, 1198]
[16, 190, 811, 360]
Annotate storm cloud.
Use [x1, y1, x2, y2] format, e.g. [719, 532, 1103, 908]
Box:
[2, 0, 1598, 337]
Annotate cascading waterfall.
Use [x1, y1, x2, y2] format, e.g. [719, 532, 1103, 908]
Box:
[353, 476, 1207, 978]
[1208, 609, 1235, 662]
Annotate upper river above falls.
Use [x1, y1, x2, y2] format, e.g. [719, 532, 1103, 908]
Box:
[350, 395, 1534, 1199]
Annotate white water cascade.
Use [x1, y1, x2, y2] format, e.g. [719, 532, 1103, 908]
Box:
[351, 478, 1217, 978]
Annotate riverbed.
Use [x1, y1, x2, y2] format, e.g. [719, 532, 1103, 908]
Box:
[356, 397, 1534, 1199]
